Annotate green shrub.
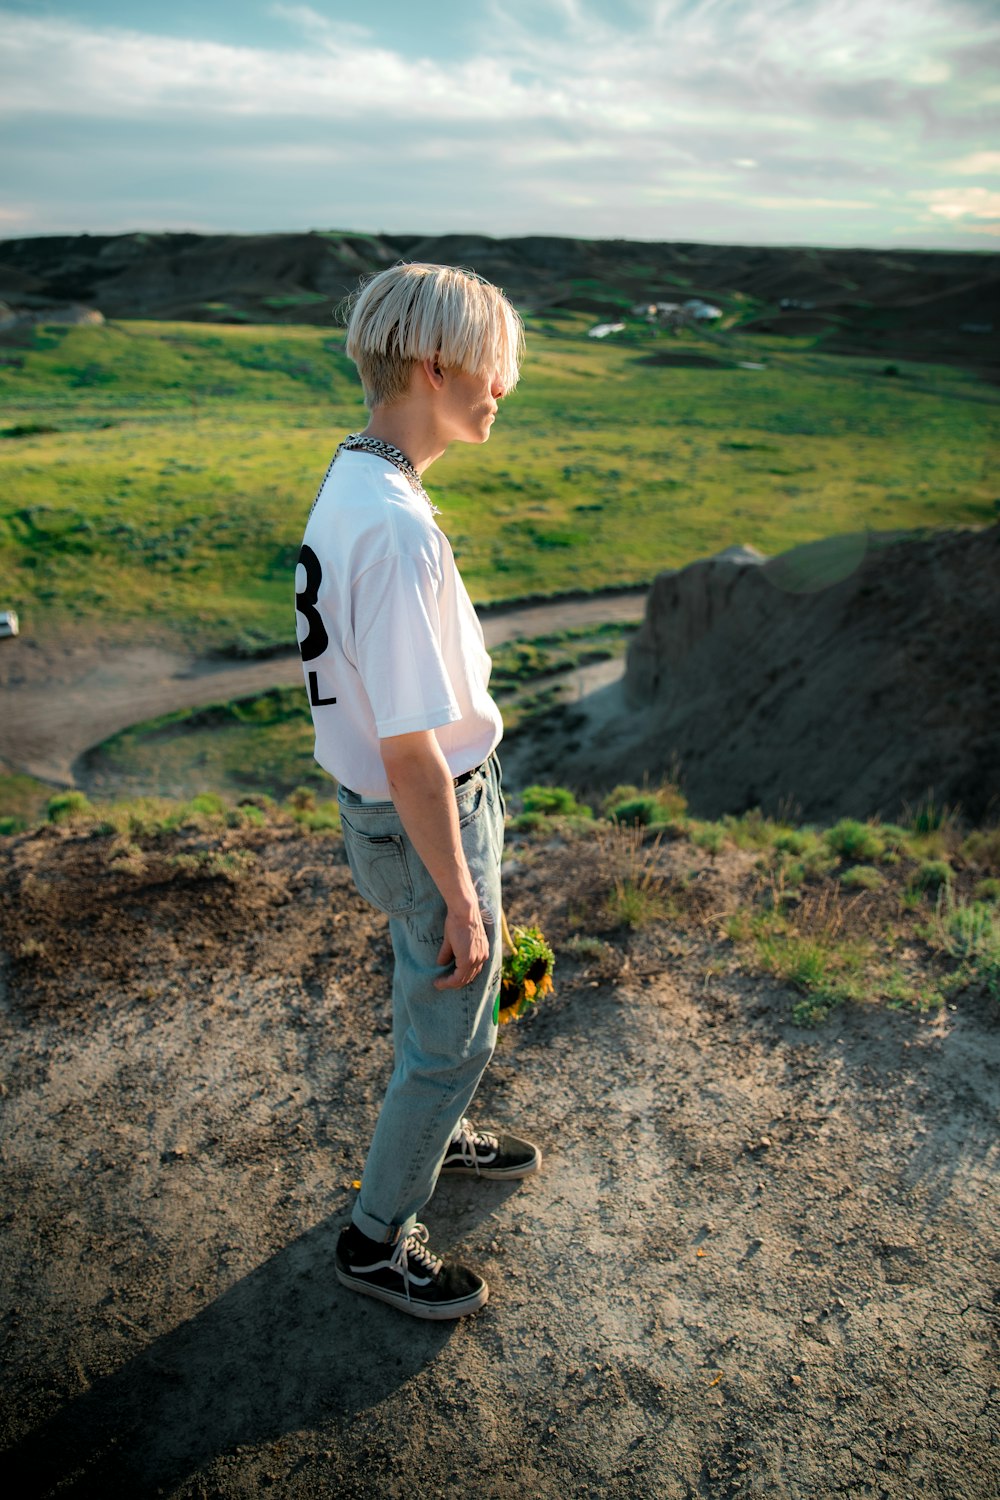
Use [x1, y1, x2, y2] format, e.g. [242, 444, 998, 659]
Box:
[521, 784, 592, 819]
[690, 821, 725, 855]
[168, 848, 257, 880]
[755, 930, 870, 1023]
[840, 864, 884, 890]
[46, 790, 93, 824]
[604, 880, 665, 929]
[291, 803, 340, 832]
[509, 811, 546, 833]
[602, 780, 686, 822]
[564, 934, 612, 960]
[932, 891, 1000, 998]
[773, 827, 831, 874]
[905, 796, 956, 835]
[607, 795, 662, 827]
[723, 809, 784, 849]
[1, 422, 59, 439]
[187, 791, 226, 818]
[824, 818, 884, 863]
[912, 859, 953, 895]
[0, 815, 25, 835]
[96, 796, 187, 839]
[602, 783, 640, 813]
[773, 829, 811, 856]
[974, 877, 1000, 903]
[225, 804, 265, 827]
[962, 828, 1000, 873]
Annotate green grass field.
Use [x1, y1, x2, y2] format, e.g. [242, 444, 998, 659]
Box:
[1, 312, 995, 652]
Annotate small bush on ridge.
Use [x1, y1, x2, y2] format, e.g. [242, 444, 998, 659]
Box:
[46, 791, 93, 824]
[912, 859, 953, 895]
[840, 864, 884, 890]
[825, 819, 884, 863]
[521, 785, 593, 819]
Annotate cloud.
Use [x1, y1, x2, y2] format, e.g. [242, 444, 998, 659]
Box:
[751, 195, 873, 212]
[1, 0, 994, 134]
[912, 186, 1000, 222]
[946, 150, 1000, 175]
[0, 13, 540, 124]
[0, 0, 998, 246]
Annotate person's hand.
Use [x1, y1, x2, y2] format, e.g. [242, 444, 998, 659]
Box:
[434, 902, 489, 990]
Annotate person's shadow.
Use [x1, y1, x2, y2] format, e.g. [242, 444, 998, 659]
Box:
[11, 1183, 517, 1498]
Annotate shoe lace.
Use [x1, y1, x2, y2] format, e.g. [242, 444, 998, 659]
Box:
[389, 1224, 443, 1301]
[450, 1117, 500, 1173]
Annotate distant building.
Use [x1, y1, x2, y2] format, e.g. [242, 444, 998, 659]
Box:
[682, 299, 723, 321]
[0, 303, 105, 330]
[588, 322, 626, 339]
[631, 301, 682, 319]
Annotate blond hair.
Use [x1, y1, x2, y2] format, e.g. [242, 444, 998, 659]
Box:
[344, 262, 524, 409]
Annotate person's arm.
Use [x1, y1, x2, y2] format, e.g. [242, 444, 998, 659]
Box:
[380, 728, 488, 991]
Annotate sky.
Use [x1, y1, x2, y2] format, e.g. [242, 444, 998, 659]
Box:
[1, 0, 998, 249]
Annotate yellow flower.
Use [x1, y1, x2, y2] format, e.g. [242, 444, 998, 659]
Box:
[523, 977, 537, 999]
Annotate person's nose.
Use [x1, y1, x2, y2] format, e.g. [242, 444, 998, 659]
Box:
[491, 374, 505, 400]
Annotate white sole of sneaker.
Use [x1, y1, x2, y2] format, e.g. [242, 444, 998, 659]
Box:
[439, 1149, 543, 1180]
[335, 1265, 489, 1320]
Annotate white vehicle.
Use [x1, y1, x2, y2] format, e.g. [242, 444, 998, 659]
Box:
[0, 610, 19, 639]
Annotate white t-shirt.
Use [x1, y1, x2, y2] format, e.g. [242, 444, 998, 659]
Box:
[296, 449, 502, 798]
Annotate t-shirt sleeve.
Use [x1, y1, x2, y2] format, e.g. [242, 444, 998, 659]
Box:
[351, 552, 462, 737]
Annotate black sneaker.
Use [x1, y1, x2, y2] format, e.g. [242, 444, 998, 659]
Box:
[439, 1118, 542, 1179]
[335, 1223, 489, 1321]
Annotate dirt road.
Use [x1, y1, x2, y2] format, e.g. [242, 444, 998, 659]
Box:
[0, 591, 647, 786]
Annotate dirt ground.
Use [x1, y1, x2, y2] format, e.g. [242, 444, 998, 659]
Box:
[1, 817, 998, 1499]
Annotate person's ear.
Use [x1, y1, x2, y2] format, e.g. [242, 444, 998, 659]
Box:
[421, 354, 445, 390]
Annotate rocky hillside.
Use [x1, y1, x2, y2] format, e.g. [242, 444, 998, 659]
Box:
[519, 525, 1000, 824]
[0, 231, 996, 372]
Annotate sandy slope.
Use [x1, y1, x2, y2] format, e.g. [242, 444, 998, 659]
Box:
[508, 525, 1000, 825]
[1, 820, 997, 1498]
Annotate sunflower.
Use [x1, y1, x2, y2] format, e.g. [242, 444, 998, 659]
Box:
[495, 914, 555, 1025]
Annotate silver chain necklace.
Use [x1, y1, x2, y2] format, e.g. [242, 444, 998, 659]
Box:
[321, 431, 440, 515]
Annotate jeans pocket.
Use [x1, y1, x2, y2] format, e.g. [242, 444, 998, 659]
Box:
[492, 753, 507, 822]
[341, 818, 414, 915]
[457, 776, 486, 829]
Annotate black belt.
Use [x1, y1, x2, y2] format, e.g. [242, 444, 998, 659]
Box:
[342, 761, 488, 802]
[454, 762, 487, 788]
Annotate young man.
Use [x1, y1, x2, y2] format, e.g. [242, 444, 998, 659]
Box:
[295, 263, 541, 1320]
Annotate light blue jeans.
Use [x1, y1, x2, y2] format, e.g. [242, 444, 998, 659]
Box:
[337, 753, 505, 1244]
